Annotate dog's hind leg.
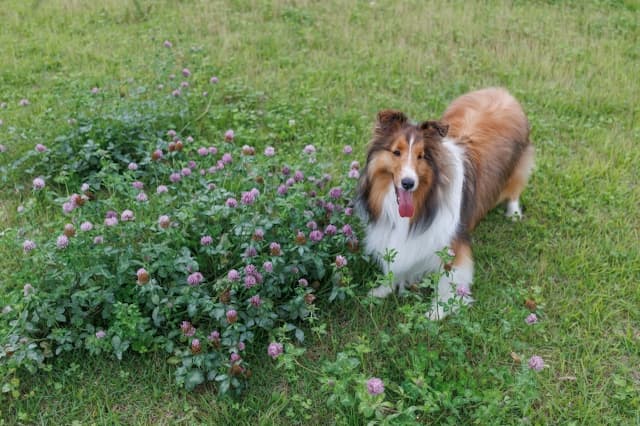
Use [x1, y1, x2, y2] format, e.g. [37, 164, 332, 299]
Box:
[426, 239, 474, 320]
[501, 144, 535, 220]
[368, 283, 395, 298]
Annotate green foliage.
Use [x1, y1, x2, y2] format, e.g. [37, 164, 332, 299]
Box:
[314, 278, 543, 424]
[0, 51, 365, 397]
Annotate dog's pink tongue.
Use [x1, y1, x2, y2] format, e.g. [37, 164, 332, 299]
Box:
[398, 189, 414, 218]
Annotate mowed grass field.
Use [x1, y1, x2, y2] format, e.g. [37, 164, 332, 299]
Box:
[1, 0, 639, 424]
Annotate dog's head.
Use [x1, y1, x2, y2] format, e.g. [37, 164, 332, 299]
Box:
[358, 110, 448, 221]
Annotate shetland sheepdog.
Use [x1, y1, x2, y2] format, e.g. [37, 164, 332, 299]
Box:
[356, 87, 534, 319]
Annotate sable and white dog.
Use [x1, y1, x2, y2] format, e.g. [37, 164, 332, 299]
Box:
[356, 87, 534, 319]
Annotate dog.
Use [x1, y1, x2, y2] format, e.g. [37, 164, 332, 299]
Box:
[356, 87, 534, 319]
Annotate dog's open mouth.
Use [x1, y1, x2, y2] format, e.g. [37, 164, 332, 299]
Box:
[395, 187, 415, 218]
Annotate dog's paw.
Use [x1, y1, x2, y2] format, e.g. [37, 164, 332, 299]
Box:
[505, 201, 523, 221]
[425, 295, 474, 321]
[425, 303, 451, 321]
[368, 285, 394, 298]
[505, 210, 523, 221]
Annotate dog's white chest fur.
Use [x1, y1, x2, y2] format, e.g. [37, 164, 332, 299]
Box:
[363, 140, 465, 287]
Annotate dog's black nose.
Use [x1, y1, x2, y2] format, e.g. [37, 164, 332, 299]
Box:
[401, 178, 415, 190]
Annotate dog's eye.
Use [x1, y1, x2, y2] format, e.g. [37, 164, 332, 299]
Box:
[417, 153, 423, 159]
[392, 150, 401, 157]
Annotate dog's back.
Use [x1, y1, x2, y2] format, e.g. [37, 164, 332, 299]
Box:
[442, 87, 533, 231]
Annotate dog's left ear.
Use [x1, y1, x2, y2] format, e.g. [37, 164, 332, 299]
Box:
[420, 120, 449, 138]
[374, 110, 408, 136]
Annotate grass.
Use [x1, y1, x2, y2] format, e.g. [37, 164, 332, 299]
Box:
[1, 0, 639, 424]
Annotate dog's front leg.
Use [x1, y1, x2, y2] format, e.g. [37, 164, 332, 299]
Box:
[426, 242, 474, 320]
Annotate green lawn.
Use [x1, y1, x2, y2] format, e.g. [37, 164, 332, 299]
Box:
[1, 0, 639, 424]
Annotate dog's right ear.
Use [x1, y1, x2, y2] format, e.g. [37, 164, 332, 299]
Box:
[374, 110, 407, 136]
[420, 120, 449, 138]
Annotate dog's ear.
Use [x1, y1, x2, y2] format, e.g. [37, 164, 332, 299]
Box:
[420, 120, 449, 138]
[374, 110, 407, 136]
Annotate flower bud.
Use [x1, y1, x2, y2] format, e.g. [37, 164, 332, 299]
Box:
[191, 338, 201, 354]
[295, 231, 306, 245]
[63, 223, 76, 237]
[220, 289, 231, 304]
[525, 299, 537, 311]
[226, 309, 237, 324]
[230, 364, 243, 376]
[136, 268, 150, 285]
